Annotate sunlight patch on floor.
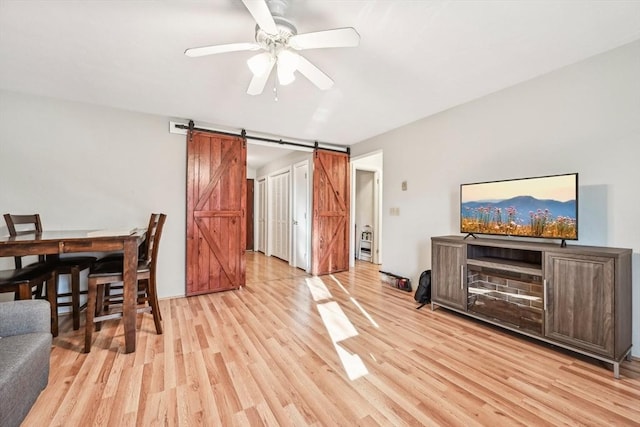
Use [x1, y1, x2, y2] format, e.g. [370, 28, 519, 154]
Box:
[330, 274, 379, 329]
[349, 297, 379, 328]
[329, 274, 349, 294]
[305, 276, 333, 301]
[334, 343, 368, 380]
[317, 301, 358, 342]
[306, 275, 379, 381]
[317, 301, 368, 380]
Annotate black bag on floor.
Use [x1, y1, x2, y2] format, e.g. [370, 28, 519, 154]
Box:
[414, 270, 431, 309]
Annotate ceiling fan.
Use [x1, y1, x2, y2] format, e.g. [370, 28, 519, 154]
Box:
[184, 0, 360, 95]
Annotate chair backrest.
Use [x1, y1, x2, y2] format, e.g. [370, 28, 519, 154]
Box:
[144, 213, 167, 272]
[3, 213, 45, 268]
[4, 213, 43, 235]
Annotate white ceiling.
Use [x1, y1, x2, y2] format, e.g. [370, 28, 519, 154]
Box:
[1, 0, 640, 168]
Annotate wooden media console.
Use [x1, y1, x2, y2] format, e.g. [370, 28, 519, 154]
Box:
[431, 235, 632, 378]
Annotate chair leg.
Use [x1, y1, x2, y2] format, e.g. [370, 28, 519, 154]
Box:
[17, 283, 31, 300]
[71, 266, 81, 330]
[156, 283, 163, 321]
[85, 280, 97, 353]
[146, 273, 162, 320]
[147, 277, 163, 334]
[103, 283, 111, 313]
[34, 283, 49, 299]
[47, 274, 59, 337]
[137, 278, 146, 302]
[35, 281, 44, 299]
[95, 283, 105, 332]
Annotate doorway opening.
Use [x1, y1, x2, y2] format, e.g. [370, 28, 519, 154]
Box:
[351, 151, 383, 266]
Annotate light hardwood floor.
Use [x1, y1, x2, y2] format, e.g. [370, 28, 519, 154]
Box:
[24, 252, 640, 426]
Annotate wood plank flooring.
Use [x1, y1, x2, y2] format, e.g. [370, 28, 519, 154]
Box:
[24, 252, 640, 426]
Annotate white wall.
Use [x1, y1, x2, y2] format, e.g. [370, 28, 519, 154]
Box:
[0, 90, 186, 299]
[351, 39, 640, 356]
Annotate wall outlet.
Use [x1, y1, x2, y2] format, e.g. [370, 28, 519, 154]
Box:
[390, 207, 400, 216]
[401, 181, 407, 191]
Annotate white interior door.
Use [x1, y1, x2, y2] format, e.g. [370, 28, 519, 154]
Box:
[268, 176, 277, 257]
[268, 170, 290, 261]
[257, 178, 266, 253]
[293, 161, 309, 271]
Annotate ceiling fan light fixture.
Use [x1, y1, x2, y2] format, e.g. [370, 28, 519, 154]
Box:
[247, 52, 273, 77]
[277, 66, 296, 85]
[276, 50, 299, 85]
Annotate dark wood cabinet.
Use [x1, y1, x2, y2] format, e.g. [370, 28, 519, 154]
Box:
[545, 251, 631, 360]
[431, 235, 632, 378]
[431, 239, 466, 310]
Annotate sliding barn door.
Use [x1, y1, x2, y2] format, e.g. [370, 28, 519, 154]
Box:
[186, 131, 246, 295]
[312, 149, 350, 275]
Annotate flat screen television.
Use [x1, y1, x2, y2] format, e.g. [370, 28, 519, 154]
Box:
[460, 173, 578, 241]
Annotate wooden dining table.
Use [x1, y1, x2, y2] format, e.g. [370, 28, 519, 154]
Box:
[0, 229, 145, 353]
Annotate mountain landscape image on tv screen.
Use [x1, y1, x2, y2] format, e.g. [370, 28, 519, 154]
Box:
[460, 173, 577, 240]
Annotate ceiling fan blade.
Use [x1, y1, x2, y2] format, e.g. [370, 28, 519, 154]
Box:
[184, 42, 260, 57]
[247, 57, 275, 95]
[295, 54, 334, 90]
[289, 27, 360, 50]
[241, 0, 278, 34]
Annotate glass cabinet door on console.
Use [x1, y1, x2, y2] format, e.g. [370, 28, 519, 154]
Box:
[467, 265, 544, 335]
[544, 253, 615, 357]
[431, 239, 466, 310]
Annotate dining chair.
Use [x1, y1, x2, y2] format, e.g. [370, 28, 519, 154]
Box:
[0, 259, 55, 302]
[4, 213, 97, 330]
[2, 214, 53, 300]
[91, 213, 161, 319]
[84, 213, 166, 352]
